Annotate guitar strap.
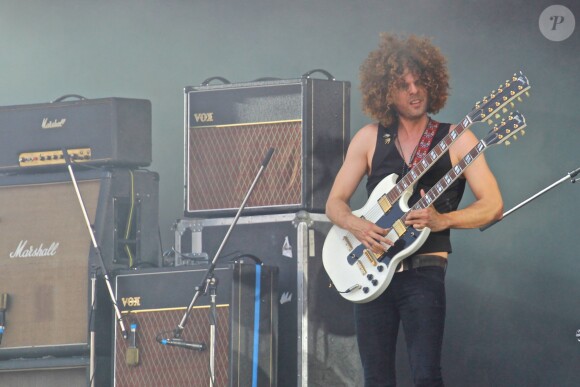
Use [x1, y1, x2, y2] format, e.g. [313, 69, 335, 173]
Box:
[409, 118, 440, 168]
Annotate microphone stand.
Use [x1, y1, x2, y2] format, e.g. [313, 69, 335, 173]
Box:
[61, 150, 128, 340]
[208, 277, 218, 387]
[89, 269, 97, 387]
[160, 148, 275, 374]
[480, 166, 580, 231]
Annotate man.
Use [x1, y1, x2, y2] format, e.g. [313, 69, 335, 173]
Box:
[325, 33, 503, 386]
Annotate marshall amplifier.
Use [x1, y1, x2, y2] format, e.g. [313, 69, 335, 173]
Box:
[0, 168, 160, 360]
[185, 75, 350, 217]
[0, 96, 151, 173]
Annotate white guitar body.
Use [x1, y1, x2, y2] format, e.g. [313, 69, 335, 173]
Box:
[322, 174, 431, 303]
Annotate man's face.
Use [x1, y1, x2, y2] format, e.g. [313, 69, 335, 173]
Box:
[390, 71, 428, 121]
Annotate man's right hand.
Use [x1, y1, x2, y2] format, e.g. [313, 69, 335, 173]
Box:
[346, 215, 393, 254]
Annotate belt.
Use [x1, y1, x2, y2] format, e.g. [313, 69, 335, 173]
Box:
[396, 254, 447, 272]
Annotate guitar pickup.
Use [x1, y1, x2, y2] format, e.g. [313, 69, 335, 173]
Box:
[378, 195, 392, 213]
[392, 220, 406, 237]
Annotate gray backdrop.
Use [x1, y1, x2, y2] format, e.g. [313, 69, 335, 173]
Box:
[1, 0, 579, 385]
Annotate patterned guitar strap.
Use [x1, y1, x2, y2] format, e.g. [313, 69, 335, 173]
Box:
[409, 118, 440, 168]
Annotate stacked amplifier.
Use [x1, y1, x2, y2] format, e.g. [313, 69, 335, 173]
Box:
[0, 96, 160, 386]
[174, 74, 357, 386]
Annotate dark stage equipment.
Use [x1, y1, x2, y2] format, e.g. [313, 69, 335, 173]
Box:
[0, 96, 151, 173]
[184, 75, 350, 217]
[113, 264, 278, 387]
[0, 168, 159, 356]
[174, 212, 361, 387]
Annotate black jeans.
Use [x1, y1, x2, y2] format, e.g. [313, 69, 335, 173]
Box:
[354, 266, 446, 387]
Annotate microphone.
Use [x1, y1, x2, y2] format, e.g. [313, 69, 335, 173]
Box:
[126, 323, 140, 366]
[161, 338, 205, 351]
[261, 148, 275, 168]
[569, 166, 580, 180]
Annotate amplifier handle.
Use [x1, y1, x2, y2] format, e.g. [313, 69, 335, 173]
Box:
[200, 76, 231, 86]
[51, 94, 88, 103]
[301, 68, 335, 81]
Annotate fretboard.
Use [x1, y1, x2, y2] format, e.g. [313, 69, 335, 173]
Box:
[385, 119, 469, 204]
[401, 140, 487, 222]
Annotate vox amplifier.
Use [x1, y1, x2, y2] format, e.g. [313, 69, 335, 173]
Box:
[0, 97, 151, 172]
[184, 76, 350, 217]
[113, 264, 278, 387]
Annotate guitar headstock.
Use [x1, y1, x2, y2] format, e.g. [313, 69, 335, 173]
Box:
[483, 111, 527, 147]
[468, 71, 530, 124]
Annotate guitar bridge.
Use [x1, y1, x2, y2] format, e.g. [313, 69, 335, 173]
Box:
[342, 235, 354, 251]
[356, 260, 367, 276]
[363, 250, 379, 267]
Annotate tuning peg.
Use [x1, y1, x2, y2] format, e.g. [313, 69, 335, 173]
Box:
[495, 113, 501, 119]
[517, 96, 523, 102]
[509, 102, 515, 108]
[505, 140, 511, 146]
[487, 119, 494, 125]
[512, 135, 518, 141]
[502, 107, 508, 113]
[525, 91, 530, 97]
[521, 129, 526, 136]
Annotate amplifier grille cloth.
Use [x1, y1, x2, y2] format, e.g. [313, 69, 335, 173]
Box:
[188, 122, 302, 211]
[114, 308, 229, 387]
[0, 180, 99, 349]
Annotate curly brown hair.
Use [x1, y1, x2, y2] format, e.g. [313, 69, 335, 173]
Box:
[359, 33, 450, 127]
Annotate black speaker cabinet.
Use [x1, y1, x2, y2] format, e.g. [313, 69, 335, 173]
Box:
[175, 212, 361, 386]
[113, 264, 277, 387]
[0, 168, 159, 361]
[184, 77, 350, 217]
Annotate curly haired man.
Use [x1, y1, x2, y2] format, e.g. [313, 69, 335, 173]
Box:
[326, 33, 503, 386]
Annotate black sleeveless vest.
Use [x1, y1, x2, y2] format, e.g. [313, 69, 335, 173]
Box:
[366, 120, 466, 254]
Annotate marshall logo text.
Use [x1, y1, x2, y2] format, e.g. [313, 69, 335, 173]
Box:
[41, 118, 67, 129]
[9, 240, 60, 258]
